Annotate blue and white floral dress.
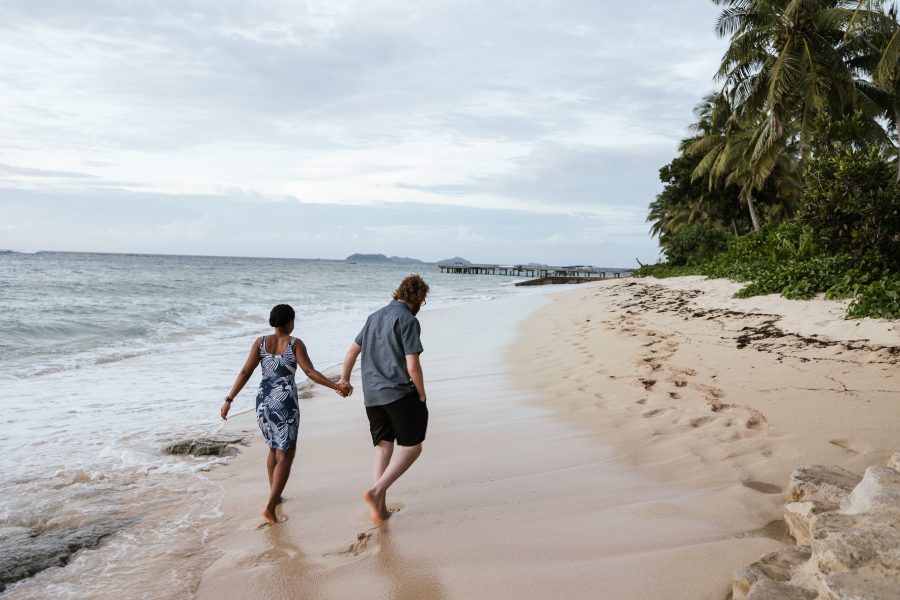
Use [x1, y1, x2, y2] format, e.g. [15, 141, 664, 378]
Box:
[255, 336, 300, 451]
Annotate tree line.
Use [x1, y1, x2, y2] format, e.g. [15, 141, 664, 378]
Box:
[642, 0, 900, 319]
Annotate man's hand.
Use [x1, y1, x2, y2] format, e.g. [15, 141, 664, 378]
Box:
[336, 381, 353, 397]
[406, 352, 426, 403]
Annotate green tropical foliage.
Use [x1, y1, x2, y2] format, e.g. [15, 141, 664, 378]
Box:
[799, 131, 900, 269]
[663, 225, 734, 266]
[636, 223, 900, 319]
[642, 1, 900, 320]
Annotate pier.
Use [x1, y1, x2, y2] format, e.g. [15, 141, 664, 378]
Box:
[437, 264, 632, 285]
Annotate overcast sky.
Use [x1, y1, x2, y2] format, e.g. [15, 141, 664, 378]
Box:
[0, 1, 726, 265]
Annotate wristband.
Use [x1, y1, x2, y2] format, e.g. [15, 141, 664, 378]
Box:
[224, 396, 233, 403]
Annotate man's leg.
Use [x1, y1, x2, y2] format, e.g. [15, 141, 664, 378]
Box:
[363, 443, 422, 525]
[264, 448, 295, 525]
[372, 440, 394, 517]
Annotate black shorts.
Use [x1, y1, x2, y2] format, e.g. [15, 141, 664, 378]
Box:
[366, 391, 428, 446]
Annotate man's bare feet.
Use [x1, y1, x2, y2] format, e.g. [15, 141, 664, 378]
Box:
[262, 506, 278, 525]
[378, 496, 392, 521]
[362, 489, 384, 525]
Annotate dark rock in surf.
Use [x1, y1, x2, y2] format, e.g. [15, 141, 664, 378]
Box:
[162, 433, 246, 457]
[0, 519, 137, 592]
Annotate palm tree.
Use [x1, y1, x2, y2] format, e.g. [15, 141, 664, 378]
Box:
[848, 1, 900, 177]
[686, 92, 775, 230]
[714, 0, 872, 157]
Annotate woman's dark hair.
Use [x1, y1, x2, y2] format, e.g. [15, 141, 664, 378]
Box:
[269, 304, 295, 328]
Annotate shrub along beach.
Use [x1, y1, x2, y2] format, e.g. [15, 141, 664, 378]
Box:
[642, 1, 900, 320]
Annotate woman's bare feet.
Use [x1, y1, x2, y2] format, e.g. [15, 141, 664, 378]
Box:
[262, 505, 278, 525]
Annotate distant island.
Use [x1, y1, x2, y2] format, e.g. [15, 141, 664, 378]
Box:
[436, 257, 471, 265]
[345, 253, 425, 264]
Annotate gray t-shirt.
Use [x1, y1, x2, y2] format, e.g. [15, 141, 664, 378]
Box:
[354, 300, 424, 407]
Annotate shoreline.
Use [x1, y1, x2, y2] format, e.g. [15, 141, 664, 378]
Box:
[192, 276, 899, 599]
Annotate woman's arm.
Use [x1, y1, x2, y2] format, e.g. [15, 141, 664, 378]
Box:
[221, 337, 262, 420]
[295, 339, 351, 396]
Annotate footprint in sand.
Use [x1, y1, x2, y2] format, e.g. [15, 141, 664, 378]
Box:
[704, 386, 723, 399]
[736, 520, 792, 543]
[643, 408, 669, 417]
[829, 439, 861, 454]
[670, 367, 697, 377]
[745, 412, 769, 430]
[741, 481, 783, 495]
[669, 392, 682, 400]
[640, 378, 657, 390]
[327, 530, 375, 558]
[689, 416, 715, 428]
[636, 398, 647, 405]
[385, 503, 404, 515]
[673, 380, 687, 388]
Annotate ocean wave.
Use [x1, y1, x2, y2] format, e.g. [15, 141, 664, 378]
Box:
[93, 350, 157, 365]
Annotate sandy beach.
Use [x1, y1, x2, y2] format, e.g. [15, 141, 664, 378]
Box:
[195, 277, 899, 600]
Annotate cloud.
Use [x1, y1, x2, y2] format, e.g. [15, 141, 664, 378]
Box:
[0, 0, 727, 262]
[0, 163, 99, 179]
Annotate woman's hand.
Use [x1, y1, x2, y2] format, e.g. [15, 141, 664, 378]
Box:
[220, 401, 231, 420]
[336, 381, 353, 397]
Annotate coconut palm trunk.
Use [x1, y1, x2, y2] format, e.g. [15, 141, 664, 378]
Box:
[746, 195, 761, 231]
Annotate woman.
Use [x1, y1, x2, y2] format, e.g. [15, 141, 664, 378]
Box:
[220, 304, 351, 525]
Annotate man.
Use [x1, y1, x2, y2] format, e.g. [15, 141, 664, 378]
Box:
[339, 274, 429, 525]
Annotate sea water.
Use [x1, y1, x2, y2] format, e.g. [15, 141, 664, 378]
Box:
[0, 251, 526, 598]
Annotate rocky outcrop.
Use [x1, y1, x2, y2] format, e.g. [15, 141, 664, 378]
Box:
[788, 465, 862, 511]
[784, 502, 818, 546]
[734, 546, 812, 600]
[162, 433, 246, 457]
[844, 467, 900, 516]
[812, 512, 900, 575]
[0, 519, 136, 592]
[733, 454, 900, 600]
[887, 453, 900, 472]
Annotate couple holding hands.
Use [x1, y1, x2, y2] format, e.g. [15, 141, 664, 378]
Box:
[220, 274, 430, 526]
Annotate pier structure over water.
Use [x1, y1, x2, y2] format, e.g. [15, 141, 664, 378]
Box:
[437, 263, 632, 285]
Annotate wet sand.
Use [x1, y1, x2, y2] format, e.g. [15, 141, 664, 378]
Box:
[195, 278, 899, 599]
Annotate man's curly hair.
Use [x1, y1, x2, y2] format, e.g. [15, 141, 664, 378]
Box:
[393, 274, 429, 305]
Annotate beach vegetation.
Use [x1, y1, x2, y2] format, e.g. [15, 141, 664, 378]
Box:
[642, 0, 900, 320]
[799, 121, 900, 270]
[637, 222, 900, 319]
[663, 225, 733, 266]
